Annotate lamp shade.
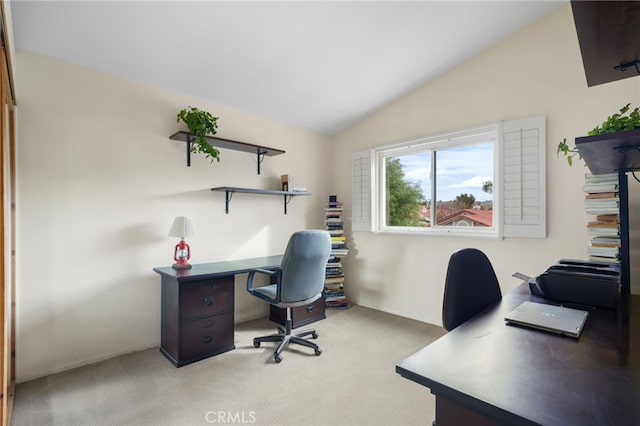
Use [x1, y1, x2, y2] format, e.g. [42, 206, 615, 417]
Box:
[168, 216, 196, 238]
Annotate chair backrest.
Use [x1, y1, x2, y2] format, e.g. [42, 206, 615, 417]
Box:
[442, 248, 502, 331]
[279, 230, 331, 303]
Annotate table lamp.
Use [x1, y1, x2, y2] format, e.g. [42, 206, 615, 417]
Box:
[168, 216, 196, 269]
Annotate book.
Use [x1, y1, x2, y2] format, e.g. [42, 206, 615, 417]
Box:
[585, 192, 617, 199]
[324, 194, 349, 309]
[588, 227, 620, 237]
[584, 173, 619, 183]
[325, 276, 345, 285]
[587, 255, 620, 264]
[582, 183, 618, 193]
[587, 221, 619, 228]
[596, 214, 619, 223]
[589, 238, 621, 248]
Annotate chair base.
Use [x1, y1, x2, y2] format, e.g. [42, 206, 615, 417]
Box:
[253, 307, 322, 363]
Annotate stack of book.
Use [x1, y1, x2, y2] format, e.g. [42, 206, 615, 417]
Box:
[583, 173, 620, 264]
[324, 195, 349, 308]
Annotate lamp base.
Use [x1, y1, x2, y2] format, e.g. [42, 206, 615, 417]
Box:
[171, 263, 192, 270]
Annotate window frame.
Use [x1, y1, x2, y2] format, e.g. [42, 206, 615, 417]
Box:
[374, 124, 500, 237]
[352, 116, 545, 239]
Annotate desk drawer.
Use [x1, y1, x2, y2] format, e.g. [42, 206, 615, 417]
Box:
[180, 313, 234, 360]
[181, 277, 233, 320]
[269, 297, 326, 329]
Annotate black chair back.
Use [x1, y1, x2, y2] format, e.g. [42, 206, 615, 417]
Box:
[442, 248, 502, 331]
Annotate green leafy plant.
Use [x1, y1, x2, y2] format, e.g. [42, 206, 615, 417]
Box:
[588, 103, 640, 136]
[557, 103, 640, 166]
[177, 106, 221, 163]
[556, 138, 582, 166]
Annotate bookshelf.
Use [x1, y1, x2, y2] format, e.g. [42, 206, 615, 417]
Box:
[324, 196, 349, 308]
[583, 174, 621, 264]
[576, 131, 636, 294]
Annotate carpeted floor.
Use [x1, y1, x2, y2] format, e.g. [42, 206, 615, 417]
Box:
[11, 305, 446, 426]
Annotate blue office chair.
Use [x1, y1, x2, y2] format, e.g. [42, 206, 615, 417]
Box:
[442, 248, 502, 331]
[246, 230, 331, 363]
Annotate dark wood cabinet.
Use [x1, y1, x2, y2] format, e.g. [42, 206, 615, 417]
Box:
[269, 297, 326, 329]
[160, 275, 235, 367]
[154, 256, 284, 367]
[571, 1, 640, 87]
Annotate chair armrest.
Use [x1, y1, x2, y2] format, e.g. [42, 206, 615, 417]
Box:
[251, 268, 279, 276]
[247, 267, 281, 293]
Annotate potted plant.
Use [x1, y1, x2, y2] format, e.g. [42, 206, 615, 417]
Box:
[177, 106, 221, 163]
[557, 103, 640, 166]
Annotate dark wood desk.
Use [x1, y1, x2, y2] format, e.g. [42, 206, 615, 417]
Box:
[396, 283, 640, 425]
[153, 256, 283, 367]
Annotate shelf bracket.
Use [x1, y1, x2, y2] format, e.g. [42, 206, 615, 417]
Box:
[283, 194, 293, 215]
[614, 60, 640, 75]
[613, 144, 640, 155]
[256, 148, 267, 175]
[186, 136, 193, 167]
[223, 190, 234, 214]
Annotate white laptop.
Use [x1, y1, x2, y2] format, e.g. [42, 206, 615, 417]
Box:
[504, 301, 589, 338]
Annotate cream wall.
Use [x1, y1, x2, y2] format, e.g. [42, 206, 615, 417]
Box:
[15, 51, 331, 381]
[332, 5, 640, 325]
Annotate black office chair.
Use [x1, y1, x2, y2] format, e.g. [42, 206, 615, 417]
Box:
[246, 230, 331, 363]
[442, 248, 502, 331]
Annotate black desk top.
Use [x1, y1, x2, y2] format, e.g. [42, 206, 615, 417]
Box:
[153, 255, 283, 282]
[396, 283, 640, 426]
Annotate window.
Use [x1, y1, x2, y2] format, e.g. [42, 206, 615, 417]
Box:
[352, 116, 546, 238]
[376, 126, 498, 236]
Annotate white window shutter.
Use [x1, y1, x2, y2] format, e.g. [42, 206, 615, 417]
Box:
[501, 116, 546, 238]
[352, 150, 373, 232]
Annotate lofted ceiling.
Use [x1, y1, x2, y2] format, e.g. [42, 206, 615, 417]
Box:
[10, 1, 565, 135]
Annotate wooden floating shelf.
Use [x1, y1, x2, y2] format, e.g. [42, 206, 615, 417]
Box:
[211, 186, 311, 214]
[170, 131, 285, 174]
[575, 128, 640, 175]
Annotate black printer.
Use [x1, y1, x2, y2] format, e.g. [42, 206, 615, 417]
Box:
[530, 259, 620, 309]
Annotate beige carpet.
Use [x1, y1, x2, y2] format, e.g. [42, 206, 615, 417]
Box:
[11, 305, 446, 426]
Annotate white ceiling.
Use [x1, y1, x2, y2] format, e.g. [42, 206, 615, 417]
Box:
[10, 1, 565, 135]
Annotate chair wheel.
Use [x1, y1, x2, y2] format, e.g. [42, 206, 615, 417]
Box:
[253, 339, 260, 348]
[274, 354, 282, 363]
[311, 332, 319, 339]
[315, 348, 322, 356]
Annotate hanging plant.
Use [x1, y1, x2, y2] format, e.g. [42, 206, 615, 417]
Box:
[177, 106, 221, 163]
[556, 138, 582, 166]
[557, 103, 640, 166]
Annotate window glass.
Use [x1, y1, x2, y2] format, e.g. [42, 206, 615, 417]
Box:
[376, 128, 497, 235]
[434, 143, 493, 227]
[384, 152, 429, 227]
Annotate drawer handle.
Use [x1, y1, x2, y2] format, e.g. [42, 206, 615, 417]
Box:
[202, 334, 213, 344]
[202, 296, 214, 306]
[306, 304, 314, 313]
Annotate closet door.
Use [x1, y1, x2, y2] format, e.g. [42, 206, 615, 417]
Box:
[0, 15, 15, 424]
[0, 77, 14, 426]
